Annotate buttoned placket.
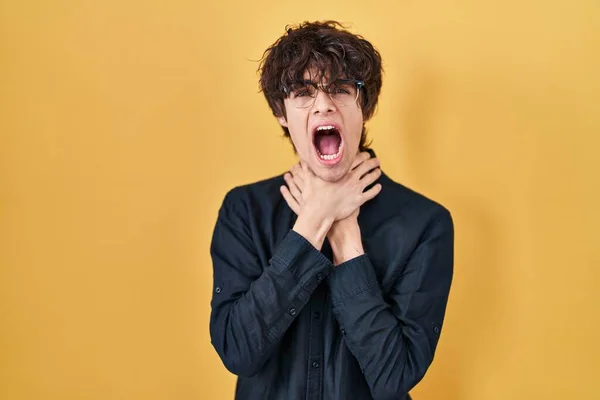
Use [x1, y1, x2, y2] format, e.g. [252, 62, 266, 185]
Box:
[305, 278, 327, 399]
[305, 240, 333, 400]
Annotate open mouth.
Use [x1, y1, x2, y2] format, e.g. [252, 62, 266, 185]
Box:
[313, 125, 343, 164]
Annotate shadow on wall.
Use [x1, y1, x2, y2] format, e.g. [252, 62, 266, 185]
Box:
[400, 65, 508, 400]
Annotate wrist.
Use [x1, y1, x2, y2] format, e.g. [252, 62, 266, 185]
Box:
[329, 221, 364, 265]
[292, 205, 334, 250]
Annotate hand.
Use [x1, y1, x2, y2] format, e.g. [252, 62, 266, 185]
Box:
[280, 152, 382, 222]
[279, 163, 306, 215]
[280, 152, 381, 250]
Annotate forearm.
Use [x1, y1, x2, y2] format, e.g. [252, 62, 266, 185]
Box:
[328, 219, 364, 265]
[327, 256, 434, 399]
[327, 211, 454, 399]
[293, 205, 335, 250]
[210, 230, 332, 377]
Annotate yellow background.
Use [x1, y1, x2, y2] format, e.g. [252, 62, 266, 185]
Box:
[1, 0, 599, 399]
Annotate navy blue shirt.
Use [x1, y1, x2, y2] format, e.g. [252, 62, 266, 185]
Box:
[209, 166, 454, 400]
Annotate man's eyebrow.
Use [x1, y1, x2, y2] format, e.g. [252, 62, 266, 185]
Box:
[296, 79, 340, 86]
[286, 80, 314, 87]
[289, 78, 349, 88]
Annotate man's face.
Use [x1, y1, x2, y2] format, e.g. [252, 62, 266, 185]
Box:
[277, 72, 364, 183]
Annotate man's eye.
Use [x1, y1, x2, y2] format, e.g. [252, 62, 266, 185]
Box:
[293, 85, 316, 97]
[333, 86, 351, 94]
[294, 90, 310, 97]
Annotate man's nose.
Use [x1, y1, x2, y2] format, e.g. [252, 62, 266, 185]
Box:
[312, 89, 336, 114]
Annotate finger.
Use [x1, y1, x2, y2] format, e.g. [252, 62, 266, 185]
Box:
[351, 151, 372, 170]
[292, 174, 304, 191]
[300, 160, 316, 177]
[360, 183, 382, 204]
[290, 165, 304, 187]
[284, 172, 300, 194]
[354, 157, 381, 179]
[359, 166, 382, 189]
[291, 164, 299, 175]
[280, 185, 301, 214]
[284, 173, 304, 206]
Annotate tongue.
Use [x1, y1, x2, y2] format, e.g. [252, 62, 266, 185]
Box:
[315, 134, 341, 155]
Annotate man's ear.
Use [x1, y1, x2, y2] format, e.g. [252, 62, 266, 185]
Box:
[277, 115, 288, 127]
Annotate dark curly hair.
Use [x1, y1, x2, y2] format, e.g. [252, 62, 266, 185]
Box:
[258, 21, 383, 151]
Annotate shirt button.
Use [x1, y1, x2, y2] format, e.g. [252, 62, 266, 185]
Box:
[433, 326, 441, 334]
[312, 361, 320, 368]
[317, 273, 324, 281]
[215, 287, 221, 294]
[289, 308, 297, 316]
[341, 329, 346, 335]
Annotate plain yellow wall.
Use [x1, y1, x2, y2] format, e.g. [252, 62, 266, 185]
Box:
[1, 0, 599, 399]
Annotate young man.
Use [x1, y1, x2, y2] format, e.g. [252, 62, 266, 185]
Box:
[209, 21, 454, 400]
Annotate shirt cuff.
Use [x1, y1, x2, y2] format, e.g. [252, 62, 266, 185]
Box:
[327, 254, 380, 307]
[270, 229, 333, 285]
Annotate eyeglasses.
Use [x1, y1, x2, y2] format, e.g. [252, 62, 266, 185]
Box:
[283, 79, 364, 109]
